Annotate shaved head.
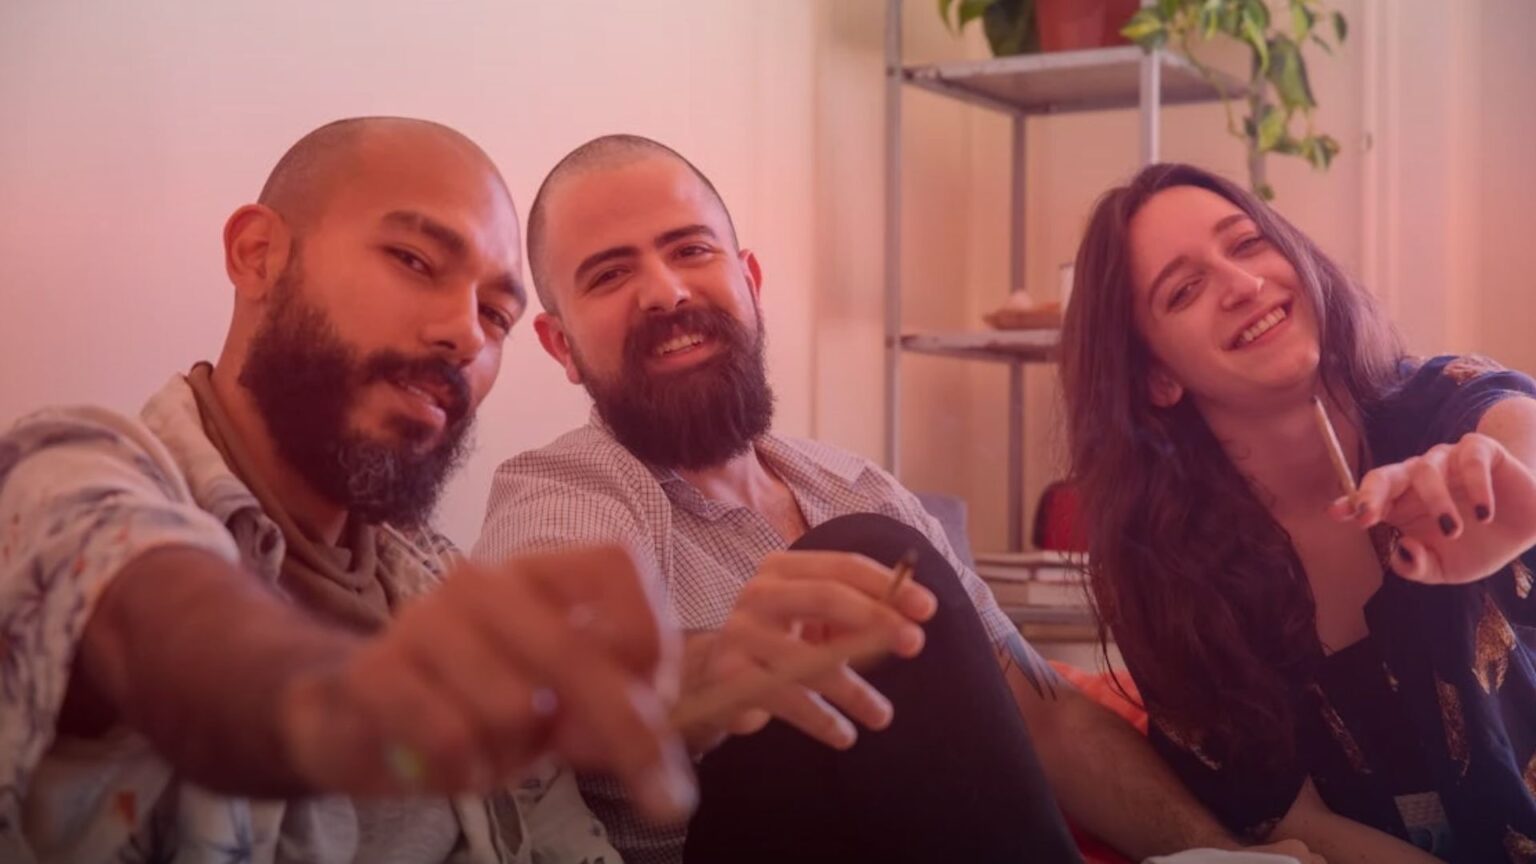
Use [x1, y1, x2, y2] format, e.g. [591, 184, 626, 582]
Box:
[259, 116, 514, 240]
[223, 116, 525, 524]
[526, 134, 736, 315]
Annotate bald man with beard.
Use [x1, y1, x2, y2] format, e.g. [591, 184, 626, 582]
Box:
[0, 117, 693, 864]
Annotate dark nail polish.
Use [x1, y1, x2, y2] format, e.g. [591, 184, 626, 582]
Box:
[1438, 514, 1457, 536]
[1476, 505, 1491, 522]
[1398, 545, 1414, 564]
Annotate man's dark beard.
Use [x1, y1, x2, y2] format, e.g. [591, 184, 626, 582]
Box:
[577, 305, 774, 471]
[239, 270, 474, 527]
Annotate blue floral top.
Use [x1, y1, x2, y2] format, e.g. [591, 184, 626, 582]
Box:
[1148, 356, 1536, 863]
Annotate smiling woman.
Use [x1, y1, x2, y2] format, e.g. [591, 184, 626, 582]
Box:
[1060, 162, 1536, 861]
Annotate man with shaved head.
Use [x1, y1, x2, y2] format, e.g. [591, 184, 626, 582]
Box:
[476, 135, 1324, 864]
[0, 117, 693, 863]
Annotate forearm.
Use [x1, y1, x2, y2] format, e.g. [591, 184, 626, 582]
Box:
[1269, 778, 1440, 864]
[79, 546, 359, 796]
[995, 635, 1232, 857]
[1031, 685, 1234, 856]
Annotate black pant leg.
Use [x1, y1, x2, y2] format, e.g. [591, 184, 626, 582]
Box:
[682, 513, 1082, 864]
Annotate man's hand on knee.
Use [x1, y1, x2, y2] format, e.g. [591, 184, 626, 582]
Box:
[675, 550, 935, 755]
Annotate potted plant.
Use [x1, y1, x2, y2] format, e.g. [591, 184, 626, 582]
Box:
[938, 0, 1139, 56]
[1122, 0, 1347, 199]
[938, 0, 1039, 56]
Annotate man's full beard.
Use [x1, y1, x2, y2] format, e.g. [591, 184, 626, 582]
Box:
[576, 304, 774, 471]
[239, 267, 474, 527]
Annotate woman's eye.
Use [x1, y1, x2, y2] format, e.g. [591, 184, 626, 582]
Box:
[1168, 278, 1199, 310]
[1232, 234, 1267, 255]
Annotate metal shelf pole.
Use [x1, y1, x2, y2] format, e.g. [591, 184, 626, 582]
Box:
[1007, 113, 1027, 551]
[883, 0, 904, 474]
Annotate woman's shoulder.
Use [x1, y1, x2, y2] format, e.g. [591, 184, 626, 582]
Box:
[1370, 354, 1536, 459]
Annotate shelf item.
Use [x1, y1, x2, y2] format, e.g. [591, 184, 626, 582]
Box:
[974, 549, 1083, 583]
[899, 329, 1059, 363]
[984, 301, 1062, 331]
[902, 45, 1243, 117]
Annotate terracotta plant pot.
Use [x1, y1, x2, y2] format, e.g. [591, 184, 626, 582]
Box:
[1035, 0, 1141, 52]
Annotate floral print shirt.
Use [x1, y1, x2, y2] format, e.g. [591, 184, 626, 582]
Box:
[0, 374, 618, 864]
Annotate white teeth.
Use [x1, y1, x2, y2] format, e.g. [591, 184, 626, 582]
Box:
[401, 383, 443, 411]
[1237, 307, 1288, 347]
[655, 333, 704, 356]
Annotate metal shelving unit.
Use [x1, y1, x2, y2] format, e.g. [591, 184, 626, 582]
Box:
[883, 0, 1240, 551]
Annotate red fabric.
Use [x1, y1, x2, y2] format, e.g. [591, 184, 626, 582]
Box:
[1032, 481, 1089, 552]
[1051, 661, 1147, 735]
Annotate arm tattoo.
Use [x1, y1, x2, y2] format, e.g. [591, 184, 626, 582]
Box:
[999, 631, 1061, 702]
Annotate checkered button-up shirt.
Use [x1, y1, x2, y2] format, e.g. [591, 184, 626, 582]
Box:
[473, 419, 1017, 864]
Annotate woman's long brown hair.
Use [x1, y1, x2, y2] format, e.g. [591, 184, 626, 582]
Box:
[1060, 163, 1404, 767]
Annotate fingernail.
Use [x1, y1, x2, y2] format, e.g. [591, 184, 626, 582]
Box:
[898, 624, 926, 655]
[1476, 504, 1491, 522]
[1438, 514, 1456, 536]
[833, 715, 858, 748]
[1398, 545, 1414, 564]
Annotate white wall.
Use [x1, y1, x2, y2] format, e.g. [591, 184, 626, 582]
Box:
[1367, 0, 1536, 375]
[0, 0, 821, 547]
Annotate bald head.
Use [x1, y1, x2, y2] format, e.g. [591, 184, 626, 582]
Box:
[526, 134, 736, 315]
[259, 116, 513, 238]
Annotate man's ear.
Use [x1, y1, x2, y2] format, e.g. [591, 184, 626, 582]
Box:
[739, 248, 763, 304]
[223, 204, 293, 301]
[534, 312, 583, 385]
[1148, 365, 1185, 408]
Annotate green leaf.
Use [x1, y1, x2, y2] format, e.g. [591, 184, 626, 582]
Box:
[958, 0, 995, 29]
[1242, 12, 1269, 74]
[1290, 2, 1315, 40]
[1258, 182, 1277, 201]
[1332, 11, 1348, 43]
[1266, 36, 1316, 110]
[1217, 3, 1242, 34]
[1310, 34, 1334, 55]
[1314, 134, 1341, 169]
[983, 0, 1038, 56]
[1122, 8, 1168, 48]
[1256, 104, 1286, 151]
[939, 0, 956, 32]
[1242, 0, 1269, 30]
[1159, 0, 1181, 20]
[1200, 8, 1220, 38]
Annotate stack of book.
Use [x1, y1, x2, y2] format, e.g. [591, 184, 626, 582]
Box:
[973, 550, 1098, 638]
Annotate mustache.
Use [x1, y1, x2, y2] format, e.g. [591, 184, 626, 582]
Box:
[360, 351, 472, 424]
[624, 306, 749, 364]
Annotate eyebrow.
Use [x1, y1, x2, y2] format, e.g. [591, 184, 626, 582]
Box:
[486, 273, 528, 310]
[573, 224, 720, 284]
[1146, 212, 1255, 308]
[383, 210, 466, 258]
[383, 210, 526, 308]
